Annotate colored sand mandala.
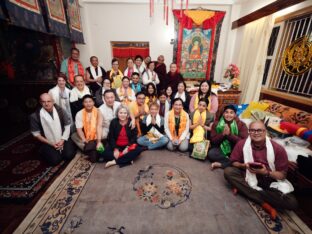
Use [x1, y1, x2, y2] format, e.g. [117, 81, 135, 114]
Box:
[133, 164, 192, 209]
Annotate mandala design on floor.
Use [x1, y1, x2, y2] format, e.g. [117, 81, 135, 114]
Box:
[133, 164, 192, 209]
[11, 143, 35, 154]
[12, 160, 40, 175]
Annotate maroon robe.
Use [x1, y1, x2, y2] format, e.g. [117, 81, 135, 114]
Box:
[167, 72, 184, 93]
[154, 62, 167, 92]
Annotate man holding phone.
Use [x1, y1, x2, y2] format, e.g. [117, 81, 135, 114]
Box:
[224, 121, 298, 220]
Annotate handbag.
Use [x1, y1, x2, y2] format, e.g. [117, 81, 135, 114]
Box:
[191, 140, 210, 160]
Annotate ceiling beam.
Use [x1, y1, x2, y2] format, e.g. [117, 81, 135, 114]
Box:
[231, 0, 307, 29]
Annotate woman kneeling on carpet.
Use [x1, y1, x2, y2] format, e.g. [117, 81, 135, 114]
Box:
[137, 102, 169, 150]
[165, 98, 190, 152]
[104, 105, 143, 168]
[208, 105, 248, 170]
[189, 98, 214, 153]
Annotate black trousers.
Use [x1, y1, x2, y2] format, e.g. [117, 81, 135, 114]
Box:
[102, 145, 143, 167]
[207, 148, 232, 168]
[39, 139, 76, 166]
[224, 167, 298, 210]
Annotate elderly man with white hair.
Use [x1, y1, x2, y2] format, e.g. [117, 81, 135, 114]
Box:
[30, 93, 76, 165]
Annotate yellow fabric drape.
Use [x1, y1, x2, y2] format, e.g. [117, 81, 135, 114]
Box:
[194, 94, 211, 111]
[168, 109, 188, 140]
[82, 107, 98, 141]
[184, 10, 215, 25]
[190, 109, 206, 143]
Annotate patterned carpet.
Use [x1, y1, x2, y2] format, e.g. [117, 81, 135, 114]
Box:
[15, 151, 311, 234]
[0, 133, 64, 200]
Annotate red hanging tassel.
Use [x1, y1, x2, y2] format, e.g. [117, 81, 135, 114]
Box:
[172, 0, 174, 9]
[186, 0, 189, 10]
[164, 0, 165, 20]
[150, 0, 152, 17]
[152, 0, 154, 17]
[166, 4, 169, 25]
[180, 0, 183, 17]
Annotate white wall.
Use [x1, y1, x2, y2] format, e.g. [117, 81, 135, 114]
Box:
[77, 1, 233, 82]
[77, 0, 312, 83]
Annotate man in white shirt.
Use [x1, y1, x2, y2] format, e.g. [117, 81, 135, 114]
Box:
[99, 90, 121, 139]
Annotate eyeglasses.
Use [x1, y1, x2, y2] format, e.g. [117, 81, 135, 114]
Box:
[249, 129, 265, 134]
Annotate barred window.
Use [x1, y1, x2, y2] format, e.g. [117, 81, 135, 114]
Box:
[263, 13, 312, 98]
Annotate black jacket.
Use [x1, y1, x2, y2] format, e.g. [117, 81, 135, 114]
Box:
[108, 118, 138, 149]
[140, 115, 165, 135]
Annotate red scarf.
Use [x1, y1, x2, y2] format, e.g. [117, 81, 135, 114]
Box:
[68, 58, 84, 85]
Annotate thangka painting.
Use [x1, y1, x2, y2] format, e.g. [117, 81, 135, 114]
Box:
[5, 0, 46, 32]
[46, 0, 66, 24]
[9, 0, 40, 14]
[180, 28, 211, 79]
[67, 0, 82, 32]
[173, 9, 225, 81]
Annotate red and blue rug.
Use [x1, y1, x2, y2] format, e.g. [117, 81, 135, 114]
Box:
[0, 133, 64, 200]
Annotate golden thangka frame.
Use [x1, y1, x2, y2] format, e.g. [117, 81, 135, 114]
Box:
[282, 35, 312, 76]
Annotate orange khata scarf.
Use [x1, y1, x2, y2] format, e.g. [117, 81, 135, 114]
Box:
[118, 87, 133, 105]
[130, 102, 149, 136]
[68, 58, 84, 85]
[168, 109, 188, 140]
[145, 95, 157, 106]
[194, 94, 211, 111]
[82, 107, 98, 141]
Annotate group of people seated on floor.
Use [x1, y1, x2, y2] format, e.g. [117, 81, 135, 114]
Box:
[29, 47, 298, 220]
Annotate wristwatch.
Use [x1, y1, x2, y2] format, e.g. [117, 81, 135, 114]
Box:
[265, 170, 271, 177]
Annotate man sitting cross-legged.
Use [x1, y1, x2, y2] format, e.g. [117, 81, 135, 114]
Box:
[224, 121, 298, 220]
[30, 93, 76, 166]
[71, 95, 104, 163]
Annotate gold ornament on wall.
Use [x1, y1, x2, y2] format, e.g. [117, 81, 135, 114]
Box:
[282, 35, 312, 76]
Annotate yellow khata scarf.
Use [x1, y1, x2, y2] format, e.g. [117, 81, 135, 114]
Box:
[82, 107, 98, 141]
[110, 69, 123, 89]
[118, 87, 133, 105]
[168, 109, 188, 140]
[190, 109, 206, 143]
[194, 94, 211, 111]
[145, 95, 157, 106]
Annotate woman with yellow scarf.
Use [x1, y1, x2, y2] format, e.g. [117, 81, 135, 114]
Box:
[189, 98, 214, 152]
[164, 98, 190, 152]
[189, 80, 218, 114]
[208, 105, 248, 170]
[116, 76, 136, 105]
[107, 58, 123, 89]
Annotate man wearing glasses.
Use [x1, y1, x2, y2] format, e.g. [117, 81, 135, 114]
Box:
[224, 121, 298, 220]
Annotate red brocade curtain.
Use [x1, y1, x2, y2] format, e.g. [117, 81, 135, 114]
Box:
[112, 42, 150, 58]
[173, 10, 225, 80]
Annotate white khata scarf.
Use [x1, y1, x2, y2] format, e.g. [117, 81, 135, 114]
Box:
[90, 66, 103, 87]
[174, 91, 186, 102]
[243, 136, 294, 194]
[70, 86, 90, 102]
[40, 107, 62, 145]
[49, 86, 71, 113]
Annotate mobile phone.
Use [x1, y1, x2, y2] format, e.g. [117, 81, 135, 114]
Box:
[249, 162, 263, 169]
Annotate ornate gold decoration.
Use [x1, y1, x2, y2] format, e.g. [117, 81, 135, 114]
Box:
[282, 36, 312, 76]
